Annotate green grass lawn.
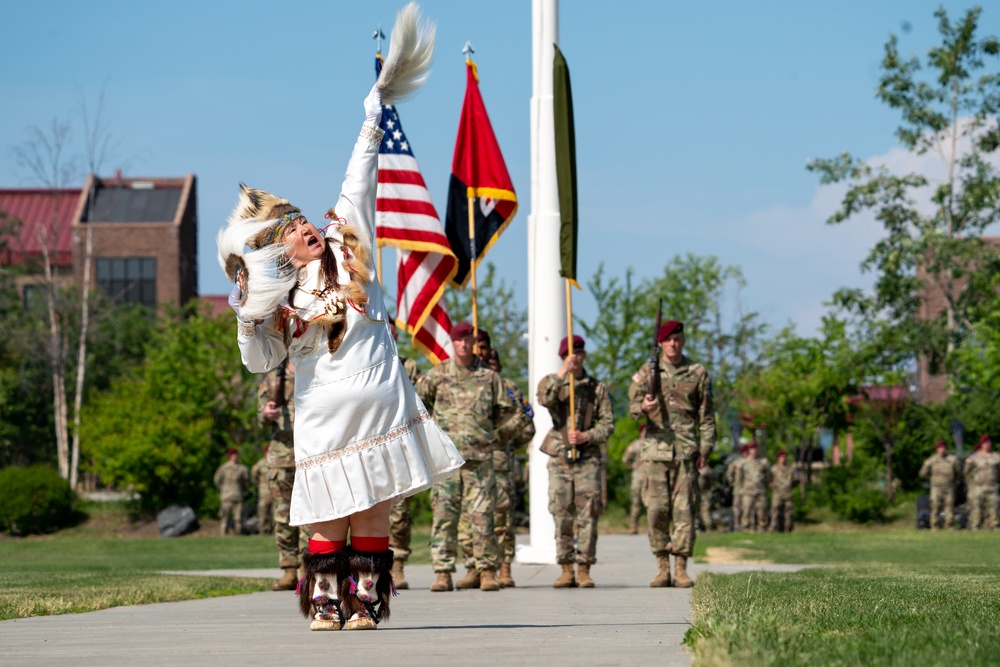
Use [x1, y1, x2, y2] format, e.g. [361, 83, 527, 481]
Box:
[0, 502, 435, 620]
[687, 529, 1000, 666]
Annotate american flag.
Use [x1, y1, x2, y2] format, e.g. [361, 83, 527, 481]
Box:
[376, 101, 457, 363]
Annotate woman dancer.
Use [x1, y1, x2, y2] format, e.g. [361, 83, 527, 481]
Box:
[217, 3, 462, 631]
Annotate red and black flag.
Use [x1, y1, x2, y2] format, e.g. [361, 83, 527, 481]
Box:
[445, 59, 518, 288]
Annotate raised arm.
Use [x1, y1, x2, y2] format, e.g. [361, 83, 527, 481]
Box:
[329, 86, 384, 254]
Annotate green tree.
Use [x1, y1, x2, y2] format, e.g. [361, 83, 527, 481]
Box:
[81, 304, 258, 515]
[735, 318, 859, 497]
[808, 6, 1000, 372]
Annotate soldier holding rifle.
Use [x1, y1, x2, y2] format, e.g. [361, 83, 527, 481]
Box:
[629, 317, 716, 588]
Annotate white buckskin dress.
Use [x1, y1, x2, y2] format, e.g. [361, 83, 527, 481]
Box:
[236, 120, 464, 526]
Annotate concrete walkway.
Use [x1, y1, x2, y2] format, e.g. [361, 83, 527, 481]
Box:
[1, 535, 815, 667]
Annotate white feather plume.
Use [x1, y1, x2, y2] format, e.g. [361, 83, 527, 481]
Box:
[215, 217, 297, 321]
[377, 2, 435, 105]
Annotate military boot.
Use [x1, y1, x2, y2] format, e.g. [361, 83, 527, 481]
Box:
[391, 558, 409, 590]
[498, 562, 516, 588]
[650, 555, 672, 588]
[673, 555, 694, 588]
[272, 567, 298, 591]
[627, 524, 639, 535]
[479, 568, 501, 592]
[576, 564, 595, 588]
[430, 571, 453, 592]
[552, 563, 577, 588]
[455, 567, 481, 590]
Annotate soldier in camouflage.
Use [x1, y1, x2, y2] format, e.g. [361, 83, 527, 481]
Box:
[250, 447, 274, 535]
[258, 363, 307, 590]
[739, 441, 770, 532]
[696, 458, 714, 532]
[726, 444, 748, 532]
[214, 448, 249, 536]
[964, 434, 999, 530]
[628, 320, 716, 588]
[768, 450, 798, 533]
[919, 440, 962, 530]
[622, 426, 647, 534]
[417, 321, 516, 593]
[388, 351, 423, 590]
[537, 335, 614, 589]
[457, 331, 536, 588]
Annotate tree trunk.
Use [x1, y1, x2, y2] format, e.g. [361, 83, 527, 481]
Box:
[40, 239, 69, 479]
[886, 434, 894, 504]
[69, 225, 94, 490]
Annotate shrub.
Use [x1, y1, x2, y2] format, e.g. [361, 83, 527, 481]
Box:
[0, 465, 80, 536]
[814, 455, 891, 524]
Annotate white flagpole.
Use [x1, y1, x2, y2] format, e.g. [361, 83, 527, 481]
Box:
[518, 0, 561, 565]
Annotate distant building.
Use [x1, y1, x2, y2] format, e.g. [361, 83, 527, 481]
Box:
[0, 173, 198, 309]
[915, 237, 1000, 403]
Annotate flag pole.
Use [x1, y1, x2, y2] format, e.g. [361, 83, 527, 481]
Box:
[463, 44, 480, 352]
[468, 193, 478, 350]
[565, 279, 576, 430]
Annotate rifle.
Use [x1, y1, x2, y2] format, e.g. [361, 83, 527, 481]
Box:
[272, 361, 287, 408]
[648, 298, 663, 398]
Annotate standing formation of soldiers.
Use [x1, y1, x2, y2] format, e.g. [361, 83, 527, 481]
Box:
[918, 434, 1000, 531]
[720, 444, 799, 533]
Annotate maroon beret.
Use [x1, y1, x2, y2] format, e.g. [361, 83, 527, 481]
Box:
[450, 321, 475, 340]
[227, 448, 238, 456]
[934, 440, 947, 449]
[777, 450, 787, 458]
[979, 433, 991, 446]
[657, 320, 684, 343]
[558, 335, 585, 358]
[739, 444, 748, 454]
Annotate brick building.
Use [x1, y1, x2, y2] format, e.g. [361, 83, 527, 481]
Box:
[0, 173, 198, 308]
[915, 237, 1000, 403]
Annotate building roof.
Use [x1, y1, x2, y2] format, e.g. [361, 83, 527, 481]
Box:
[0, 188, 81, 267]
[84, 177, 186, 224]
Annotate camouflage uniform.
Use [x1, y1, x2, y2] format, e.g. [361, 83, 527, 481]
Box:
[628, 355, 716, 559]
[250, 455, 274, 535]
[622, 439, 646, 532]
[389, 357, 423, 564]
[258, 368, 308, 568]
[417, 357, 515, 574]
[696, 465, 714, 532]
[739, 455, 771, 532]
[768, 460, 797, 533]
[963, 449, 1000, 530]
[214, 458, 249, 536]
[725, 455, 744, 531]
[461, 377, 536, 568]
[919, 450, 961, 530]
[538, 370, 614, 566]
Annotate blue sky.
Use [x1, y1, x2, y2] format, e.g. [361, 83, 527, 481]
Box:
[2, 0, 993, 337]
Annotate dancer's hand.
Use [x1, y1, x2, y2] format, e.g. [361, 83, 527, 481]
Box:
[228, 283, 246, 318]
[364, 84, 382, 124]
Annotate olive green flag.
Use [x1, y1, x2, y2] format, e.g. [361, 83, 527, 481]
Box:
[553, 44, 580, 289]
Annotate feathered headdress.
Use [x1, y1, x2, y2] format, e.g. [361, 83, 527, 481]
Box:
[216, 184, 299, 321]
